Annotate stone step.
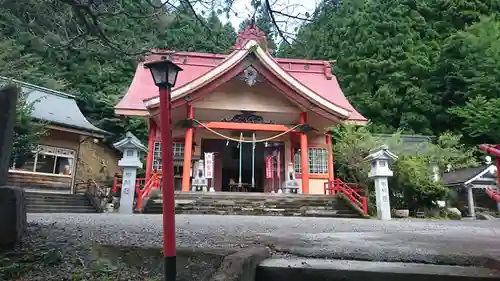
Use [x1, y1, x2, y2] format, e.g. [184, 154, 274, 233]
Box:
[144, 202, 360, 218]
[25, 196, 88, 201]
[26, 206, 98, 213]
[176, 204, 354, 211]
[24, 192, 98, 213]
[174, 192, 341, 200]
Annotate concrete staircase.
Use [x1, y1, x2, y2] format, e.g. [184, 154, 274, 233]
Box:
[25, 192, 99, 213]
[143, 192, 363, 218]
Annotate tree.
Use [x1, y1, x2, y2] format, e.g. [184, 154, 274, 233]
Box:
[331, 124, 477, 211]
[281, 0, 442, 134]
[282, 0, 500, 138]
[0, 0, 319, 55]
[10, 86, 47, 168]
[438, 17, 500, 144]
[238, 1, 278, 54]
[0, 0, 238, 145]
[449, 96, 500, 144]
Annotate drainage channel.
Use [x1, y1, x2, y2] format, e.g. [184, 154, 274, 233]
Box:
[255, 258, 500, 281]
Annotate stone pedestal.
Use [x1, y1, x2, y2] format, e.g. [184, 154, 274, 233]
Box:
[120, 168, 138, 214]
[113, 132, 148, 214]
[374, 177, 391, 220]
[0, 186, 26, 248]
[364, 145, 398, 221]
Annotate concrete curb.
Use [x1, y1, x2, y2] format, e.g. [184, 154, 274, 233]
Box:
[256, 258, 500, 281]
[210, 246, 270, 281]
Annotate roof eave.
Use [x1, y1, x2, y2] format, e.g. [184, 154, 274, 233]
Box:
[39, 119, 111, 138]
[142, 40, 352, 120]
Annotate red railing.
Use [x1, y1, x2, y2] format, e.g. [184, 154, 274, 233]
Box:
[324, 178, 368, 216]
[136, 173, 162, 211]
[112, 173, 146, 194]
[484, 187, 500, 203]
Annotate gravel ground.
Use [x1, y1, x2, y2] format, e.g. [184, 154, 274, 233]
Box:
[26, 213, 500, 267]
[3, 214, 499, 280]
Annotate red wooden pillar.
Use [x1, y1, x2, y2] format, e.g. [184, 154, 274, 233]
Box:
[181, 104, 194, 192]
[146, 118, 157, 179]
[300, 112, 309, 194]
[326, 135, 334, 182]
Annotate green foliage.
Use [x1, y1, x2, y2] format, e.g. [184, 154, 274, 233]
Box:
[282, 0, 500, 145]
[8, 86, 46, 167]
[331, 124, 477, 210]
[449, 96, 500, 143]
[442, 17, 500, 143]
[0, 0, 237, 146]
[391, 156, 447, 209]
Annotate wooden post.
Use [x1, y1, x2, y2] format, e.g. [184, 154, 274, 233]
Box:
[145, 119, 157, 179]
[0, 85, 17, 186]
[300, 112, 309, 194]
[181, 104, 194, 192]
[326, 135, 334, 182]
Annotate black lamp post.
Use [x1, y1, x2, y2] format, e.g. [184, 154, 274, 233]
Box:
[144, 58, 183, 281]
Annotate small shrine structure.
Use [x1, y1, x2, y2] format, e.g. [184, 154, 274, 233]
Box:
[115, 23, 367, 194]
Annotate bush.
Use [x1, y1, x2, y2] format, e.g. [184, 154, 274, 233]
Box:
[331, 124, 477, 213]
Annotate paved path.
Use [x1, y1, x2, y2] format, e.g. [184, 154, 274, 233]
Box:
[28, 214, 500, 265]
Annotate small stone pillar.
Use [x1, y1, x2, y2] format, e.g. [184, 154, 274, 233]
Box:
[113, 132, 147, 214]
[364, 145, 398, 220]
[467, 185, 475, 218]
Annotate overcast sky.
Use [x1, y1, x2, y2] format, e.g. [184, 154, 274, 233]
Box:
[191, 0, 320, 39]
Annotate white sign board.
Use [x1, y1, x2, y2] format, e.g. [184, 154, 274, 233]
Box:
[204, 152, 214, 179]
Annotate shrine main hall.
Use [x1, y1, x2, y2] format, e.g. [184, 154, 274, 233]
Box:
[115, 24, 367, 195]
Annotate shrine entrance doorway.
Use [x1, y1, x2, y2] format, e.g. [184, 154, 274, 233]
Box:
[201, 138, 266, 192]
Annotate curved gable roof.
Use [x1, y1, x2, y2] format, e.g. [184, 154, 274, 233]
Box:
[0, 77, 109, 136]
[116, 45, 367, 122]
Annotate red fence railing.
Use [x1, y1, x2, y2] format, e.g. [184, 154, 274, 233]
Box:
[112, 173, 146, 194]
[136, 173, 162, 211]
[324, 178, 368, 216]
[112, 172, 162, 211]
[485, 187, 500, 203]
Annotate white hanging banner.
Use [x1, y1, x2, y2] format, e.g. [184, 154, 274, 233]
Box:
[204, 152, 214, 179]
[276, 151, 281, 180]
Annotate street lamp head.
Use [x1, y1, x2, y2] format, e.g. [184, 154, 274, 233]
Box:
[145, 58, 183, 89]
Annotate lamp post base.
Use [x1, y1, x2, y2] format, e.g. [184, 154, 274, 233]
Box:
[164, 255, 176, 281]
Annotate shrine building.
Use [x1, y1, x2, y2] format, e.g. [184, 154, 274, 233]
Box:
[115, 24, 367, 194]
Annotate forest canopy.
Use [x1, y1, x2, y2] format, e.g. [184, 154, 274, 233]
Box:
[0, 0, 499, 149]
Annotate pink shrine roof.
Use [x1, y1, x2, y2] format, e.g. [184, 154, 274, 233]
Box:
[115, 25, 366, 123]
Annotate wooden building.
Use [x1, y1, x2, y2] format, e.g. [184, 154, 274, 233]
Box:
[3, 77, 110, 193]
[115, 24, 367, 194]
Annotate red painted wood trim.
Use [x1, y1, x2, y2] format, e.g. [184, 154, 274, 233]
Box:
[145, 119, 157, 179]
[300, 112, 309, 194]
[196, 122, 298, 132]
[326, 135, 334, 182]
[182, 104, 194, 192]
[296, 173, 329, 179]
[153, 137, 185, 143]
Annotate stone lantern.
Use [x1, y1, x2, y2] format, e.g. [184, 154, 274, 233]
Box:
[113, 132, 147, 214]
[364, 145, 398, 220]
